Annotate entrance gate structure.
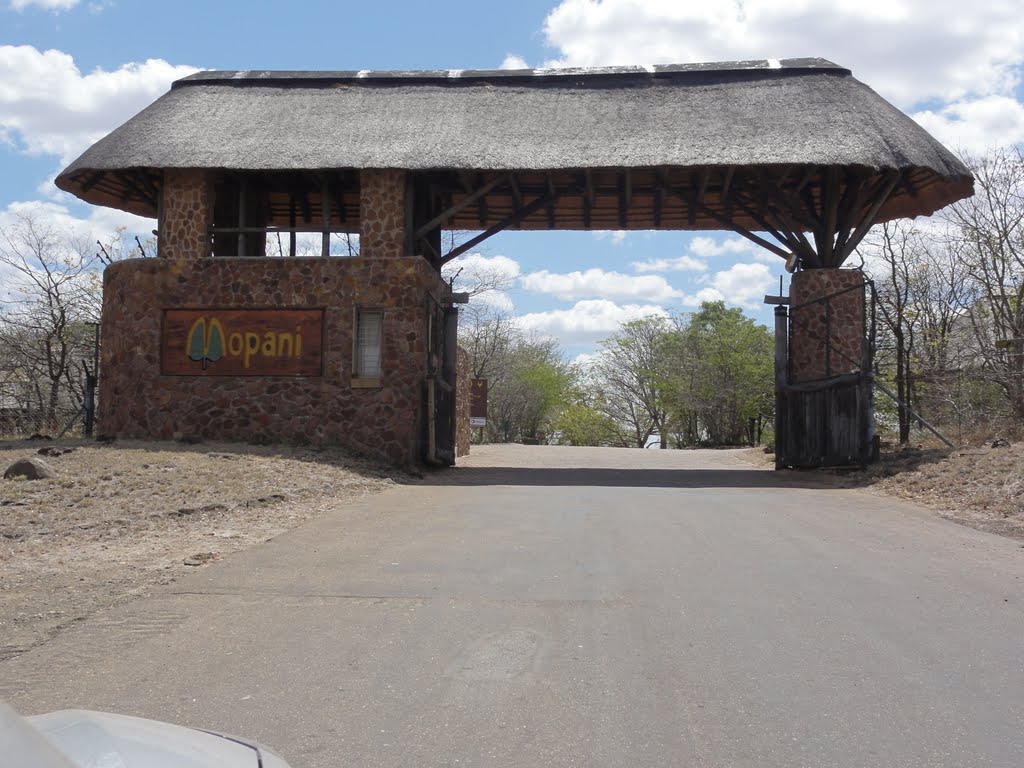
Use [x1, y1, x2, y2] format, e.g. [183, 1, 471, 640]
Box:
[56, 59, 972, 467]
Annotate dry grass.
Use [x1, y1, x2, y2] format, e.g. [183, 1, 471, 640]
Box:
[0, 438, 401, 661]
[743, 438, 1024, 541]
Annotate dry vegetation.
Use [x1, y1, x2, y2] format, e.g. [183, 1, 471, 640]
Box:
[744, 437, 1024, 541]
[0, 439, 401, 661]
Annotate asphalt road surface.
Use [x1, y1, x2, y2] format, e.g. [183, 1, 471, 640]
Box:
[4, 445, 1023, 767]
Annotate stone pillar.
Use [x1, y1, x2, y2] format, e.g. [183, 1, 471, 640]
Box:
[159, 169, 211, 260]
[789, 269, 866, 383]
[359, 169, 407, 259]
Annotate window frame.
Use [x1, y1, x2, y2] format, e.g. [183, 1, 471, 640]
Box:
[351, 308, 384, 388]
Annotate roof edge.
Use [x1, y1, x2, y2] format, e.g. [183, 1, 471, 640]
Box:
[173, 58, 850, 89]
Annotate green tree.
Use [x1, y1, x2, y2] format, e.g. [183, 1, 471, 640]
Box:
[664, 302, 773, 446]
[591, 316, 672, 448]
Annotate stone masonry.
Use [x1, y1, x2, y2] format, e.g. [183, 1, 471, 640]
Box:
[360, 169, 407, 259]
[456, 347, 471, 457]
[159, 169, 211, 260]
[99, 166, 461, 465]
[789, 269, 867, 384]
[99, 256, 448, 465]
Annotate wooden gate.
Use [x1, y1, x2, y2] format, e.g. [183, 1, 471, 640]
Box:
[425, 305, 458, 466]
[775, 274, 878, 468]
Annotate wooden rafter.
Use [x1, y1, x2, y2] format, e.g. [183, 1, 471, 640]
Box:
[441, 190, 563, 265]
[583, 170, 594, 229]
[414, 173, 508, 238]
[654, 169, 667, 227]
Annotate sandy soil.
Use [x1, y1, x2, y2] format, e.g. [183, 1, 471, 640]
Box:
[0, 439, 401, 661]
[741, 440, 1024, 541]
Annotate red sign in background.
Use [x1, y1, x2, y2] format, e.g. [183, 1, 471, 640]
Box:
[470, 378, 488, 419]
[161, 309, 324, 376]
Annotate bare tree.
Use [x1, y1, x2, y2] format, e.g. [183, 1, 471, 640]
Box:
[0, 213, 106, 432]
[591, 316, 672, 448]
[944, 147, 1024, 421]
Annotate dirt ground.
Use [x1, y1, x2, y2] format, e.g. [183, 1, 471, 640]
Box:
[0, 439, 401, 662]
[741, 439, 1024, 541]
[2, 436, 1022, 664]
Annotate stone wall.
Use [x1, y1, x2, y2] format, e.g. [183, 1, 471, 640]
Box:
[99, 256, 448, 466]
[789, 268, 867, 383]
[360, 169, 407, 259]
[159, 170, 211, 260]
[455, 346, 471, 458]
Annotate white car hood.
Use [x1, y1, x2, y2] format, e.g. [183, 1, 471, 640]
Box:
[2, 700, 290, 768]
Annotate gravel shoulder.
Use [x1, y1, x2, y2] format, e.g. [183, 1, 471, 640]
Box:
[0, 439, 401, 661]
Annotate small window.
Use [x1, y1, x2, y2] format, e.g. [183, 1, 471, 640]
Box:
[354, 310, 382, 379]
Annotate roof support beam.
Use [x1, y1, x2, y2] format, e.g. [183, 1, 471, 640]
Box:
[654, 169, 667, 228]
[441, 190, 563, 266]
[546, 173, 557, 229]
[693, 200, 791, 260]
[415, 173, 508, 238]
[834, 170, 902, 263]
[618, 172, 629, 229]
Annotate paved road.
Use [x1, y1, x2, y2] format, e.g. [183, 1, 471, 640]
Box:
[4, 446, 1024, 767]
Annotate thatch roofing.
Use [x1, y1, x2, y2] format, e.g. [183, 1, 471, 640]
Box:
[55, 59, 972, 265]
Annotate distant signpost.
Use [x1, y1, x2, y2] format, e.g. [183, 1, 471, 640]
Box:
[470, 379, 488, 429]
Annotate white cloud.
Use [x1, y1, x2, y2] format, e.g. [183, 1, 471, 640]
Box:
[593, 229, 627, 245]
[688, 235, 755, 260]
[0, 199, 154, 247]
[443, 252, 521, 313]
[0, 46, 199, 165]
[521, 267, 682, 303]
[542, 0, 1024, 112]
[500, 54, 530, 70]
[445, 252, 521, 282]
[10, 0, 78, 10]
[633, 234, 784, 272]
[633, 255, 706, 273]
[911, 96, 1024, 154]
[517, 299, 668, 344]
[684, 262, 776, 309]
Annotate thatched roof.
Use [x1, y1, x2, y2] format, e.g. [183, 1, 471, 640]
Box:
[55, 59, 972, 260]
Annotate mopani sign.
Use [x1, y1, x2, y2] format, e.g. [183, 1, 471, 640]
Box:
[162, 309, 324, 376]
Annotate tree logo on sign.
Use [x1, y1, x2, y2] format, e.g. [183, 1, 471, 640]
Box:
[186, 317, 225, 370]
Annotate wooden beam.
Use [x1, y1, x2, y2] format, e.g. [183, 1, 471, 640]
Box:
[819, 167, 841, 266]
[655, 168, 671, 227]
[415, 173, 508, 238]
[696, 168, 711, 207]
[80, 172, 104, 193]
[321, 177, 331, 257]
[618, 172, 629, 229]
[720, 166, 736, 206]
[582, 170, 593, 229]
[546, 173, 557, 228]
[509, 173, 522, 210]
[694, 201, 791, 259]
[289, 194, 296, 258]
[835, 170, 902, 263]
[730, 193, 815, 264]
[795, 165, 817, 192]
[442, 191, 563, 265]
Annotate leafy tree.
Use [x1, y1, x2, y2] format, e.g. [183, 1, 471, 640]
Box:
[483, 334, 569, 442]
[591, 316, 672, 448]
[663, 302, 773, 446]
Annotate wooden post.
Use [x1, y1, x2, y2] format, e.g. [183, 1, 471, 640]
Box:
[774, 304, 788, 470]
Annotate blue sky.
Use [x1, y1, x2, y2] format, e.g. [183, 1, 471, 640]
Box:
[2, 0, 1023, 361]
